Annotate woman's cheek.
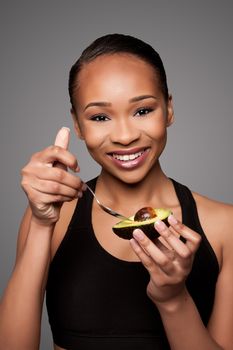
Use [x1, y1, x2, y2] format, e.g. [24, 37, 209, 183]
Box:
[83, 127, 109, 151]
[143, 122, 167, 142]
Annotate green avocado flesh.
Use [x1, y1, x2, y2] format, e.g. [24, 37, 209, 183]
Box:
[112, 208, 171, 240]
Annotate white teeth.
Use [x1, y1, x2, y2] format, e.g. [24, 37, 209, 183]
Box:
[112, 151, 144, 161]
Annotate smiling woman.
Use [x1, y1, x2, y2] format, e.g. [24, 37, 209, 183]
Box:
[71, 50, 173, 185]
[0, 34, 232, 350]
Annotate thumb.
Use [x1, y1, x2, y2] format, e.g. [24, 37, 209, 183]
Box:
[54, 127, 70, 149]
[53, 127, 70, 170]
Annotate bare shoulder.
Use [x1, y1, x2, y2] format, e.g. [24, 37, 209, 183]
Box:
[51, 199, 78, 260]
[192, 191, 233, 268]
[193, 191, 233, 235]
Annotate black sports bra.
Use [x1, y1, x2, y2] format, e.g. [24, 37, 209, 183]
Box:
[46, 178, 219, 350]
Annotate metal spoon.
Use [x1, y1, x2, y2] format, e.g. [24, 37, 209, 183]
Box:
[85, 183, 132, 221]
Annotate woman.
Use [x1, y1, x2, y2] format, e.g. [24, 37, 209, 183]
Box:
[0, 34, 232, 350]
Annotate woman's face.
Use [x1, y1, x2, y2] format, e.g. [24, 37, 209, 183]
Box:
[72, 53, 174, 184]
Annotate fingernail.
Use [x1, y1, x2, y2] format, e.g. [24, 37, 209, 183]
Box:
[82, 183, 87, 191]
[77, 191, 83, 198]
[61, 126, 70, 132]
[168, 214, 178, 225]
[60, 127, 70, 137]
[155, 219, 166, 230]
[133, 229, 144, 241]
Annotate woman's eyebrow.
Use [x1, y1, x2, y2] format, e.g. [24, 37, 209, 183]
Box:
[129, 95, 158, 103]
[84, 101, 111, 111]
[84, 95, 158, 111]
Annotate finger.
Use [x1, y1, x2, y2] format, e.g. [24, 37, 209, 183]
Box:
[33, 146, 78, 171]
[155, 219, 191, 259]
[130, 238, 159, 272]
[54, 127, 70, 149]
[31, 179, 80, 199]
[26, 165, 82, 189]
[132, 229, 175, 275]
[54, 127, 80, 172]
[27, 187, 75, 205]
[46, 167, 82, 188]
[155, 237, 175, 256]
[53, 127, 71, 171]
[167, 215, 202, 253]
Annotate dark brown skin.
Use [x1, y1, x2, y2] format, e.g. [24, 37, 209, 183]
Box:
[0, 53, 232, 350]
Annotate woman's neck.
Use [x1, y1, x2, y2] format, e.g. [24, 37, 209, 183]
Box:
[96, 162, 174, 216]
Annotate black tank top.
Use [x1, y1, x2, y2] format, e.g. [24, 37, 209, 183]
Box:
[46, 178, 219, 350]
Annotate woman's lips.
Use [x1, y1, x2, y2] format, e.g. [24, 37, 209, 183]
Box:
[107, 148, 150, 169]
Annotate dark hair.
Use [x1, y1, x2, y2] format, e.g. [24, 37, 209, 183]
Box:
[69, 33, 169, 110]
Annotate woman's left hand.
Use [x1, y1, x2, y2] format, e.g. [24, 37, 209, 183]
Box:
[130, 214, 201, 305]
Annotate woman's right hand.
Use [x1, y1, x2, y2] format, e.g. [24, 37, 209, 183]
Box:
[21, 127, 84, 226]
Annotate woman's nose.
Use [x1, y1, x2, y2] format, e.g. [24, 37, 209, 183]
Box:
[110, 119, 140, 145]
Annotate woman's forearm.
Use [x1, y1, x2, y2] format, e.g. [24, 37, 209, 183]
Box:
[0, 218, 54, 350]
[156, 288, 223, 350]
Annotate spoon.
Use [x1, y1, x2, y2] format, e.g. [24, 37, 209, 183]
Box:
[85, 183, 132, 221]
[53, 156, 130, 220]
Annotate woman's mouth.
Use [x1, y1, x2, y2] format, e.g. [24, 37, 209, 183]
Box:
[108, 148, 149, 169]
[112, 150, 144, 161]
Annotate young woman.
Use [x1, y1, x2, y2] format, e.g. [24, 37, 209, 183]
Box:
[0, 34, 232, 350]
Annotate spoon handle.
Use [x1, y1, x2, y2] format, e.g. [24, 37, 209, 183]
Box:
[85, 183, 131, 221]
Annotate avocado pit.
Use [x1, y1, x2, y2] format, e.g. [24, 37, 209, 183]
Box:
[112, 207, 171, 240]
[134, 206, 157, 221]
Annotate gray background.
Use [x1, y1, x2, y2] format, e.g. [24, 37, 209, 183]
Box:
[0, 1, 232, 348]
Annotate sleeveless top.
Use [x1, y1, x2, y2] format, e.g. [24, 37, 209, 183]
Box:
[46, 178, 219, 350]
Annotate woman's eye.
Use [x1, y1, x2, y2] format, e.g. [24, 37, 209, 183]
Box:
[134, 107, 153, 117]
[90, 114, 109, 122]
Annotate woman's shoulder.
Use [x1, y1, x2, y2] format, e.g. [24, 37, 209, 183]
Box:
[192, 191, 233, 268]
[193, 191, 232, 228]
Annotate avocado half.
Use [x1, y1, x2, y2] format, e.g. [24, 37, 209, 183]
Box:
[112, 208, 171, 240]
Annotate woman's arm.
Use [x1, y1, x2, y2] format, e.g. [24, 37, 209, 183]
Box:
[0, 215, 54, 350]
[130, 207, 233, 350]
[206, 204, 233, 349]
[156, 288, 224, 350]
[0, 128, 84, 350]
[156, 204, 233, 350]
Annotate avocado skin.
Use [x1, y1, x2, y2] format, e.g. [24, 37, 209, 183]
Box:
[112, 217, 169, 240]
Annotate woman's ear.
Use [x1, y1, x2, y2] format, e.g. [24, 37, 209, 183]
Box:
[71, 108, 85, 140]
[166, 94, 174, 127]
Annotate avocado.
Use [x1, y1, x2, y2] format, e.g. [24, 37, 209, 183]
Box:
[112, 207, 171, 240]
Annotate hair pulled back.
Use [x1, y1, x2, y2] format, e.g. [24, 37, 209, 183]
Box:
[69, 33, 169, 110]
